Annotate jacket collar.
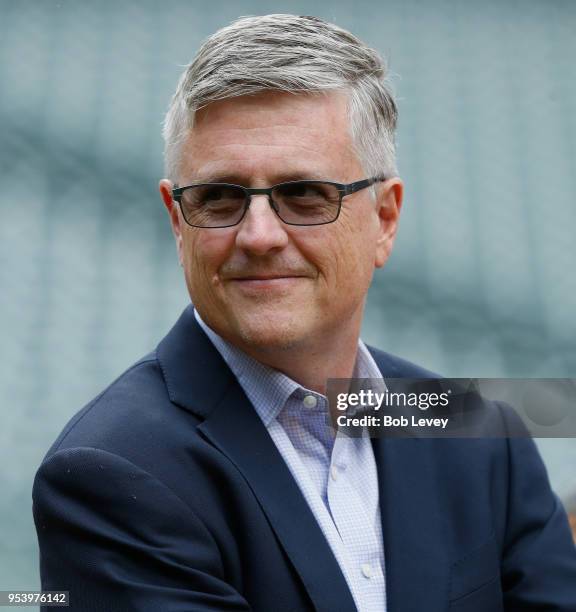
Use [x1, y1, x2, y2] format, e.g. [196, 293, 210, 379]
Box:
[156, 304, 237, 419]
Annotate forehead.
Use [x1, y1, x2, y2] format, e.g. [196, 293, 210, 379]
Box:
[177, 91, 362, 183]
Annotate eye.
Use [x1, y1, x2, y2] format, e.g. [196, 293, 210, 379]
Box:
[277, 183, 329, 199]
[200, 185, 244, 203]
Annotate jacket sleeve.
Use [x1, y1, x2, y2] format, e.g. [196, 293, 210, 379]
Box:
[500, 408, 576, 610]
[32, 446, 252, 612]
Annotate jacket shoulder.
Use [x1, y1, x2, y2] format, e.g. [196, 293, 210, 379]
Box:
[43, 351, 194, 461]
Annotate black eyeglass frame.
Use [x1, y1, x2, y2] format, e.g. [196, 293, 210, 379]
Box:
[171, 175, 388, 228]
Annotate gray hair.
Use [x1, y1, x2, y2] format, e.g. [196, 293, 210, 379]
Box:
[162, 14, 398, 182]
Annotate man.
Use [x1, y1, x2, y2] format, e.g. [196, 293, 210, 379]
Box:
[33, 14, 576, 611]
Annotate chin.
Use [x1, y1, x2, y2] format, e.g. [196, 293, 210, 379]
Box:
[231, 311, 311, 352]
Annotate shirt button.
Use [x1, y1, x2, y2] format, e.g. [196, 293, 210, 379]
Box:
[361, 563, 373, 579]
[303, 395, 317, 408]
[330, 466, 339, 481]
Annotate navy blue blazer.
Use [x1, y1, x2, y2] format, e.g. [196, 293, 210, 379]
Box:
[33, 305, 576, 611]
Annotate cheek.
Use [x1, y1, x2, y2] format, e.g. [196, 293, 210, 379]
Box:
[183, 230, 233, 289]
[333, 216, 378, 284]
[298, 218, 377, 296]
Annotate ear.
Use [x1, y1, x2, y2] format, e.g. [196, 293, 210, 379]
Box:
[159, 178, 184, 266]
[374, 177, 403, 268]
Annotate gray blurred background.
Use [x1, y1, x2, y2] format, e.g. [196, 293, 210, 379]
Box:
[1, 0, 575, 595]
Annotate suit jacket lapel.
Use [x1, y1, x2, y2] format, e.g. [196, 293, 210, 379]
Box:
[199, 384, 358, 612]
[157, 305, 357, 612]
[368, 437, 449, 611]
[370, 350, 449, 611]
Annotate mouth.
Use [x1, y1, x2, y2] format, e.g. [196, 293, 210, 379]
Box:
[233, 275, 304, 281]
[228, 275, 308, 290]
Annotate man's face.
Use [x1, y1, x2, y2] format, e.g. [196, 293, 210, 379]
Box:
[160, 91, 402, 355]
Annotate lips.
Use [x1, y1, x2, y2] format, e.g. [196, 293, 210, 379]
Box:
[228, 275, 307, 290]
[232, 275, 304, 281]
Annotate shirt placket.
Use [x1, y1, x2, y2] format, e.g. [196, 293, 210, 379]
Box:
[327, 433, 386, 611]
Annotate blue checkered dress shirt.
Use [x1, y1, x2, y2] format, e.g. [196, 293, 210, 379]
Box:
[195, 309, 386, 612]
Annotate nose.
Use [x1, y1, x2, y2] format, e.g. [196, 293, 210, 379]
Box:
[234, 194, 289, 255]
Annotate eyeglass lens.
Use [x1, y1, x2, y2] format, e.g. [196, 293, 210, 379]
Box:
[179, 182, 341, 227]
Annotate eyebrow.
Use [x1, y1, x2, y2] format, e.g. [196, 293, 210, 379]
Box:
[185, 171, 332, 185]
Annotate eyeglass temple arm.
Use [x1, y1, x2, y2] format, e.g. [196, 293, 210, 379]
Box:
[344, 175, 387, 196]
[172, 184, 183, 200]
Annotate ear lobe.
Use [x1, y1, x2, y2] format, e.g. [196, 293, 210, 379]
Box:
[375, 178, 403, 268]
[159, 179, 185, 266]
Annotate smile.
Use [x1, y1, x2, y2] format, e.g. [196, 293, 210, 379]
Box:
[229, 276, 307, 290]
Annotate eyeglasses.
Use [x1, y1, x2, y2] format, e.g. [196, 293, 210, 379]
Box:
[171, 176, 387, 228]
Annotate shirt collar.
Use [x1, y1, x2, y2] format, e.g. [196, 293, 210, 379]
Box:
[194, 308, 383, 427]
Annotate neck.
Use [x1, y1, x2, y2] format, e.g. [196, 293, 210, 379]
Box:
[238, 324, 361, 396]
